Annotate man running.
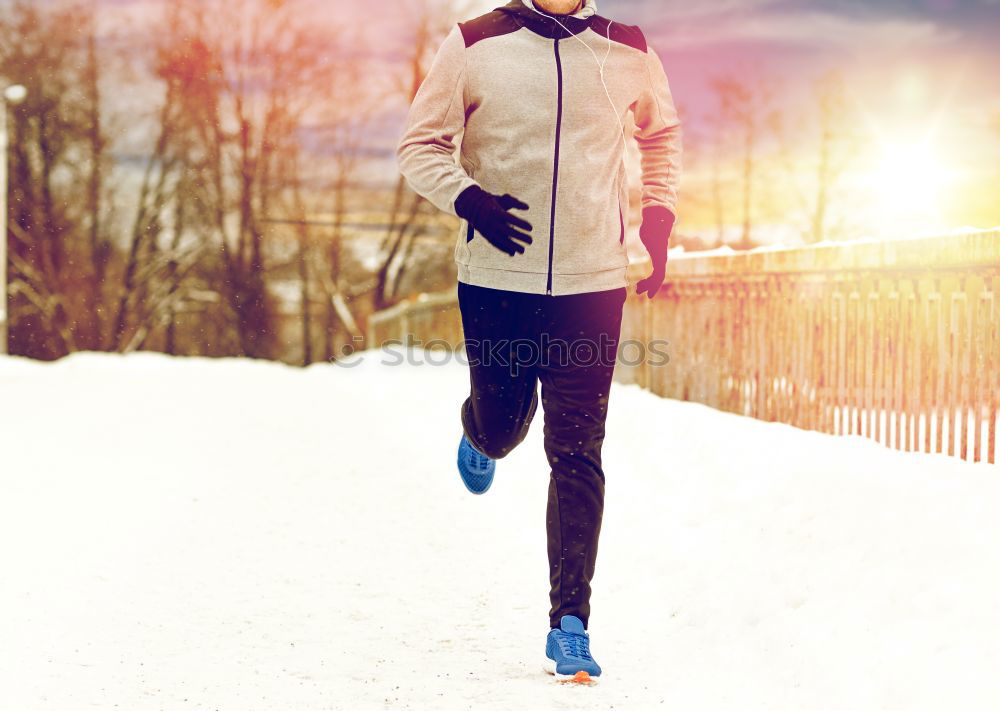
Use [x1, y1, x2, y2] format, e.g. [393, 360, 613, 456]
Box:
[396, 0, 681, 681]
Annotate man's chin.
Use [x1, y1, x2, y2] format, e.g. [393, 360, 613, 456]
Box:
[533, 0, 584, 16]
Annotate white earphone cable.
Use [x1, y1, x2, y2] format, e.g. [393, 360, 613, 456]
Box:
[527, 4, 629, 159]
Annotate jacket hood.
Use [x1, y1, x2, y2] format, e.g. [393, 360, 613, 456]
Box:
[496, 0, 598, 37]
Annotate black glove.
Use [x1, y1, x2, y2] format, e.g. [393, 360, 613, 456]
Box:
[636, 205, 675, 299]
[454, 185, 533, 256]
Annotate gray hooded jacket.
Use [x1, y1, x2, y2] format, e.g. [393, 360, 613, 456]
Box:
[396, 0, 682, 295]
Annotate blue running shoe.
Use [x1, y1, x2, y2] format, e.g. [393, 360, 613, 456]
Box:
[546, 615, 602, 681]
[457, 434, 495, 495]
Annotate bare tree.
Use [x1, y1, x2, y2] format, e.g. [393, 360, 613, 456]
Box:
[109, 88, 182, 349]
[310, 53, 371, 361]
[807, 70, 859, 244]
[80, 7, 114, 350]
[374, 0, 480, 310]
[711, 75, 779, 250]
[703, 113, 731, 247]
[142, 0, 339, 358]
[0, 0, 110, 357]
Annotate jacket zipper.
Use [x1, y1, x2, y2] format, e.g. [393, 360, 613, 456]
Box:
[546, 35, 564, 296]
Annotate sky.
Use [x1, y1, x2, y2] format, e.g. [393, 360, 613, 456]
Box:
[617, 0, 1000, 130]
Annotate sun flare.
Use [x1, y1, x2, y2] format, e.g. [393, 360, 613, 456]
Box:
[870, 139, 950, 215]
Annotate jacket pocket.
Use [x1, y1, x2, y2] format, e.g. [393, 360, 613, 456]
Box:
[618, 196, 624, 245]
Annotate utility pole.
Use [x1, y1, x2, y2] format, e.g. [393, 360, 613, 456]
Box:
[1, 84, 28, 355]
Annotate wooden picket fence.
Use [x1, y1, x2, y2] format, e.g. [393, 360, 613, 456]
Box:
[620, 231, 1000, 464]
[366, 230, 1000, 464]
[366, 289, 462, 347]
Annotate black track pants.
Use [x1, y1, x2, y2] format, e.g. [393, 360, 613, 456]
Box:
[457, 281, 627, 630]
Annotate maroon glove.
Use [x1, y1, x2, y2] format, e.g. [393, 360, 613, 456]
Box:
[636, 205, 675, 299]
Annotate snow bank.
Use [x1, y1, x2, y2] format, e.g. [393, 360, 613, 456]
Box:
[1, 351, 998, 711]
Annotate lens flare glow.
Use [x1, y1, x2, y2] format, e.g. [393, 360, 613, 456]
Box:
[869, 139, 950, 216]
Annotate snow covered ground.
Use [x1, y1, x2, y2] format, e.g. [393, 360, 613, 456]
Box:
[2, 350, 999, 711]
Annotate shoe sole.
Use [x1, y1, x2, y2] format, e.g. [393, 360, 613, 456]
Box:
[458, 469, 493, 495]
[542, 661, 599, 685]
